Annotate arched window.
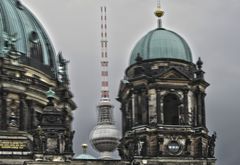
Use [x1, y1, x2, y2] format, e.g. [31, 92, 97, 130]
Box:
[163, 93, 180, 125]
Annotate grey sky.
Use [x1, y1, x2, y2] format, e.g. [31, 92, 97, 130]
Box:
[23, 0, 240, 164]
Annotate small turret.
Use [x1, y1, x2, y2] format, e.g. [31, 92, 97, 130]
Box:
[33, 88, 74, 161]
[75, 144, 96, 160]
[196, 57, 205, 80]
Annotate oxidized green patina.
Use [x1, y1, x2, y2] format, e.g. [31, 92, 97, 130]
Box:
[0, 0, 57, 76]
[130, 28, 192, 65]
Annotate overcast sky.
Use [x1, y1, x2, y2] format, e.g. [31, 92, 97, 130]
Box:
[22, 0, 240, 164]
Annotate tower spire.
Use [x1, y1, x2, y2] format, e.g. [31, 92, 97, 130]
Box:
[154, 0, 164, 28]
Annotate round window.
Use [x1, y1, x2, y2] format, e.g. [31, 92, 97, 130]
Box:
[168, 141, 180, 154]
[29, 31, 40, 44]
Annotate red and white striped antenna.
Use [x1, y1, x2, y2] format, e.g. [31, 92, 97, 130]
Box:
[100, 5, 110, 100]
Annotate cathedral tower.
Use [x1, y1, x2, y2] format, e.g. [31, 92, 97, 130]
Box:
[117, 2, 216, 165]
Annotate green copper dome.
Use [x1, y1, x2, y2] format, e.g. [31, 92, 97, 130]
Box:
[130, 28, 192, 65]
[0, 0, 57, 77]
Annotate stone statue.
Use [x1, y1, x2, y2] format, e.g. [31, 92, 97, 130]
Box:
[33, 126, 44, 153]
[64, 130, 75, 153]
[7, 99, 20, 129]
[208, 132, 217, 157]
[58, 52, 69, 84]
[137, 140, 144, 156]
[179, 104, 185, 125]
[69, 131, 75, 150]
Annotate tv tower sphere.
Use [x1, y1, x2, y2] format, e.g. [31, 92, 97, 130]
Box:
[90, 99, 120, 159]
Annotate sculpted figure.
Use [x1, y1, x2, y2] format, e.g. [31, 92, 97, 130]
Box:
[208, 132, 217, 157]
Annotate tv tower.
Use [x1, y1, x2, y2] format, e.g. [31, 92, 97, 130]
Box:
[89, 5, 120, 159]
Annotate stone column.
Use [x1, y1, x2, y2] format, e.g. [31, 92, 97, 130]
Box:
[0, 89, 2, 129]
[156, 89, 163, 124]
[27, 100, 35, 130]
[185, 139, 191, 156]
[1, 91, 7, 130]
[202, 93, 206, 127]
[132, 93, 136, 126]
[196, 87, 202, 126]
[197, 138, 203, 157]
[20, 94, 29, 131]
[157, 137, 164, 156]
[183, 90, 189, 125]
[128, 99, 133, 130]
[141, 88, 148, 125]
[196, 89, 207, 127]
[134, 90, 142, 125]
[121, 105, 126, 134]
[149, 89, 157, 125]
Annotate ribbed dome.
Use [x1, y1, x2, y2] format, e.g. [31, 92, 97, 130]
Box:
[0, 0, 57, 77]
[130, 28, 192, 65]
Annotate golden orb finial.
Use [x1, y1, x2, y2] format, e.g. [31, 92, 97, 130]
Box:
[82, 144, 88, 154]
[155, 7, 164, 18]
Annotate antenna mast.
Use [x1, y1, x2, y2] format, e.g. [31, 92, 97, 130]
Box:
[157, 0, 161, 8]
[100, 6, 110, 101]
